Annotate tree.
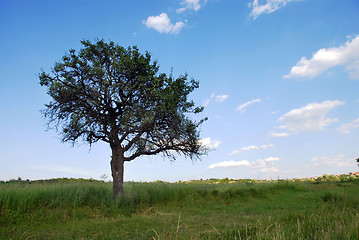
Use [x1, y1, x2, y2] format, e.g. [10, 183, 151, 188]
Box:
[39, 40, 207, 198]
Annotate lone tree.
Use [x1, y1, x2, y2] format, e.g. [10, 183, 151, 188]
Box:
[40, 40, 207, 198]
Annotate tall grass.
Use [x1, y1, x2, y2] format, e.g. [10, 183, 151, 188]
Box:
[0, 180, 302, 223]
[0, 180, 114, 226]
[1, 178, 358, 239]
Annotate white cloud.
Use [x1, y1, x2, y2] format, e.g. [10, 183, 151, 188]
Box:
[240, 145, 260, 152]
[143, 13, 185, 34]
[228, 144, 274, 156]
[228, 150, 241, 156]
[284, 35, 359, 80]
[208, 157, 280, 172]
[277, 100, 345, 133]
[236, 98, 261, 112]
[199, 137, 221, 150]
[203, 93, 229, 106]
[308, 155, 355, 168]
[271, 132, 289, 138]
[252, 157, 281, 174]
[208, 160, 250, 169]
[215, 94, 229, 103]
[248, 0, 296, 20]
[260, 167, 279, 173]
[177, 0, 208, 13]
[253, 157, 280, 168]
[263, 156, 280, 162]
[337, 118, 359, 134]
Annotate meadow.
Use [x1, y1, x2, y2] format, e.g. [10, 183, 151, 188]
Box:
[0, 176, 358, 239]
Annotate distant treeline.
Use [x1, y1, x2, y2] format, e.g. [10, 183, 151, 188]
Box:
[2, 173, 359, 185]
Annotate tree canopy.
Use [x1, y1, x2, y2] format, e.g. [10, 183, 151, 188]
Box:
[39, 40, 207, 197]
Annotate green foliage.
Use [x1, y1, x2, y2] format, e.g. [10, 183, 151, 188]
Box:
[39, 39, 206, 159]
[322, 174, 339, 181]
[39, 39, 208, 197]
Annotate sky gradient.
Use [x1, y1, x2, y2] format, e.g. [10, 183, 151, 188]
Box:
[1, 0, 359, 182]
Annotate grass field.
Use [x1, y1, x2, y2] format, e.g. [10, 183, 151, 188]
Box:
[1, 177, 359, 239]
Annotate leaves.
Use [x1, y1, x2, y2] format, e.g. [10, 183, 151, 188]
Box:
[40, 39, 207, 160]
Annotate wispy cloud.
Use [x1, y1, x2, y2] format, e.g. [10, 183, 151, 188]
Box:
[271, 132, 289, 138]
[307, 154, 355, 168]
[177, 0, 208, 13]
[253, 157, 280, 167]
[228, 144, 274, 156]
[337, 118, 359, 134]
[248, 0, 296, 20]
[199, 137, 221, 150]
[208, 157, 280, 174]
[252, 157, 280, 174]
[284, 35, 359, 80]
[259, 167, 279, 173]
[203, 93, 229, 106]
[208, 160, 250, 169]
[143, 13, 185, 34]
[276, 100, 345, 135]
[236, 98, 261, 112]
[271, 110, 280, 115]
[203, 98, 211, 107]
[215, 94, 230, 103]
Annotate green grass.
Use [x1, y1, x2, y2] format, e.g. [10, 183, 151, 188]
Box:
[0, 178, 358, 239]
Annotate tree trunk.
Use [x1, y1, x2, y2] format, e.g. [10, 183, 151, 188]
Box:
[110, 144, 124, 199]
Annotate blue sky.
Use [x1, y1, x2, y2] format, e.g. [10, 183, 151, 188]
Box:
[1, 0, 359, 182]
